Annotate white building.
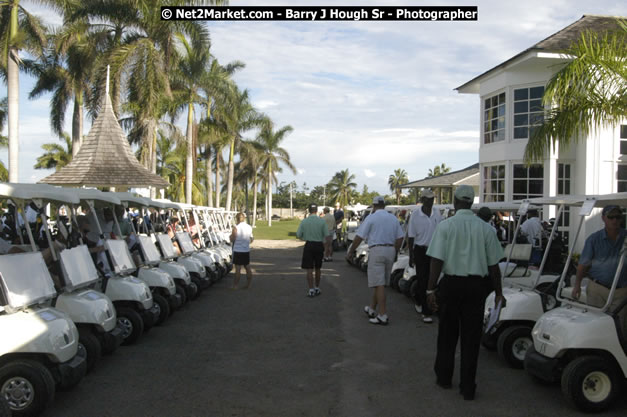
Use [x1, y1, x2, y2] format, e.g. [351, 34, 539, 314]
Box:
[456, 15, 626, 251]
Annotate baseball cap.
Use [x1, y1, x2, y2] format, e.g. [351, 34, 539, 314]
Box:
[602, 205, 621, 216]
[373, 196, 385, 205]
[454, 185, 475, 202]
[421, 188, 435, 199]
[308, 203, 318, 212]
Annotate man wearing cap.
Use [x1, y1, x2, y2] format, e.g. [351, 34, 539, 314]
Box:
[426, 185, 505, 400]
[347, 196, 404, 325]
[407, 188, 442, 323]
[572, 205, 626, 323]
[297, 203, 329, 297]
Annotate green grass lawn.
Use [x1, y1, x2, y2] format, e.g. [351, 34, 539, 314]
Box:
[253, 219, 300, 240]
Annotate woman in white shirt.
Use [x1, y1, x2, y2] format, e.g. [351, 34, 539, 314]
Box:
[230, 213, 254, 289]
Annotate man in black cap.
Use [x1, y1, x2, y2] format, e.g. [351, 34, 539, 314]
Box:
[296, 203, 329, 297]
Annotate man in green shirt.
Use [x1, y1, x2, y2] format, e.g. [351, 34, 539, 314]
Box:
[426, 185, 505, 401]
[297, 204, 329, 297]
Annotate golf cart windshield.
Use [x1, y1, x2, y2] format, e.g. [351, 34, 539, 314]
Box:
[176, 232, 196, 254]
[137, 235, 162, 265]
[58, 245, 100, 291]
[105, 239, 136, 275]
[0, 252, 56, 312]
[155, 233, 177, 259]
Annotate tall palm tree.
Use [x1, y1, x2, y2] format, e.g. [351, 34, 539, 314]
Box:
[239, 139, 264, 226]
[524, 21, 627, 162]
[0, 96, 7, 180]
[328, 169, 357, 208]
[388, 168, 408, 204]
[428, 163, 450, 177]
[34, 131, 72, 170]
[0, 0, 48, 181]
[257, 122, 295, 227]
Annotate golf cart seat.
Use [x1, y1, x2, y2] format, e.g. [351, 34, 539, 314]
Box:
[560, 277, 588, 304]
[501, 244, 533, 277]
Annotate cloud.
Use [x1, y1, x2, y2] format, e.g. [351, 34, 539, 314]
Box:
[297, 168, 306, 175]
[364, 169, 376, 178]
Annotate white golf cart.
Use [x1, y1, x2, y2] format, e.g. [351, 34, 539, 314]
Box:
[524, 193, 627, 412]
[75, 189, 158, 345]
[1, 190, 87, 416]
[1, 183, 124, 371]
[482, 196, 583, 368]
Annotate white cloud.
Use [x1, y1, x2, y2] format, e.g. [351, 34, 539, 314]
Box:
[364, 169, 376, 178]
[297, 168, 306, 175]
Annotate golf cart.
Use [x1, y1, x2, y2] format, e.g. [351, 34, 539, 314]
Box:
[524, 193, 627, 412]
[482, 196, 583, 368]
[1, 184, 123, 371]
[75, 189, 158, 345]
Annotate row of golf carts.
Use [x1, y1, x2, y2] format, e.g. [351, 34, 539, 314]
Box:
[0, 183, 235, 416]
[347, 194, 627, 412]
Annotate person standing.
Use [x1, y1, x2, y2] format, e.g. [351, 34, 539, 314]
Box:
[408, 188, 442, 323]
[426, 185, 505, 400]
[323, 207, 336, 262]
[520, 209, 543, 264]
[347, 196, 403, 325]
[230, 212, 254, 289]
[297, 204, 329, 297]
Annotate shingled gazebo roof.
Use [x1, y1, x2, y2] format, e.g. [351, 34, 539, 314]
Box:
[39, 92, 169, 189]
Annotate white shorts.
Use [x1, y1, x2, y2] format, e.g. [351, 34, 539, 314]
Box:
[367, 246, 395, 288]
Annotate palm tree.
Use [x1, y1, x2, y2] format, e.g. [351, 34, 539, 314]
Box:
[0, 96, 7, 180]
[328, 169, 357, 208]
[524, 20, 627, 162]
[34, 132, 72, 170]
[257, 122, 295, 227]
[0, 0, 48, 181]
[388, 168, 408, 204]
[428, 163, 451, 177]
[239, 139, 265, 226]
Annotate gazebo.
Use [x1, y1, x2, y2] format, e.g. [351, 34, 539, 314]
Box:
[39, 85, 169, 191]
[401, 163, 480, 204]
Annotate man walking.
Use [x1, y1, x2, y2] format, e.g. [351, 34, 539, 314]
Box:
[426, 185, 505, 400]
[323, 207, 336, 262]
[296, 204, 329, 297]
[347, 196, 403, 325]
[408, 188, 442, 323]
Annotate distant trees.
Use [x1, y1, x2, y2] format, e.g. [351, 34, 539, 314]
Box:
[328, 169, 357, 207]
[388, 168, 408, 204]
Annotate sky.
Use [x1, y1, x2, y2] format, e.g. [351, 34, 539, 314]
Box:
[3, 0, 626, 196]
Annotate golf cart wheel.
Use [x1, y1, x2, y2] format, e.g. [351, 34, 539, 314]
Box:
[117, 307, 144, 346]
[0, 394, 11, 417]
[497, 325, 532, 369]
[0, 360, 55, 417]
[390, 269, 403, 291]
[175, 284, 188, 306]
[402, 276, 416, 297]
[561, 356, 621, 413]
[409, 279, 419, 300]
[152, 294, 171, 325]
[79, 329, 102, 372]
[189, 278, 202, 300]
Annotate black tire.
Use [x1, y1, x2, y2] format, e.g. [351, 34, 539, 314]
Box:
[116, 307, 144, 345]
[0, 395, 11, 417]
[0, 360, 55, 417]
[497, 325, 532, 369]
[175, 283, 188, 306]
[481, 332, 498, 351]
[79, 329, 102, 372]
[152, 293, 170, 325]
[190, 278, 203, 299]
[390, 269, 403, 290]
[402, 276, 416, 296]
[409, 278, 419, 300]
[561, 356, 621, 413]
[398, 277, 410, 294]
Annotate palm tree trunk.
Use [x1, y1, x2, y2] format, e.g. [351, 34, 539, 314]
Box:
[206, 152, 213, 206]
[150, 123, 158, 199]
[7, 47, 19, 182]
[215, 154, 221, 207]
[225, 137, 235, 211]
[252, 177, 258, 227]
[71, 91, 83, 156]
[185, 102, 194, 204]
[268, 162, 272, 227]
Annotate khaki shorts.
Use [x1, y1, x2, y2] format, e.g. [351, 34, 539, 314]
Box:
[367, 246, 395, 287]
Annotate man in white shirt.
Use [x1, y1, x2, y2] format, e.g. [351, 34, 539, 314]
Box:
[407, 189, 442, 323]
[520, 210, 543, 264]
[230, 212, 254, 289]
[347, 196, 404, 325]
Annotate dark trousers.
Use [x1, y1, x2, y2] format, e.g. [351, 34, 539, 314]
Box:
[412, 245, 432, 316]
[434, 275, 489, 395]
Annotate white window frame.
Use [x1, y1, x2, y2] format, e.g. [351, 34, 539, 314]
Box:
[512, 163, 544, 201]
[482, 164, 506, 202]
[513, 85, 545, 141]
[482, 92, 506, 145]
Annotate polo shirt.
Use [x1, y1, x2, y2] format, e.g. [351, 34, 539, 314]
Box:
[407, 206, 442, 247]
[296, 214, 328, 242]
[427, 209, 504, 277]
[233, 222, 253, 252]
[580, 228, 627, 288]
[324, 213, 336, 232]
[356, 209, 404, 247]
[520, 217, 543, 248]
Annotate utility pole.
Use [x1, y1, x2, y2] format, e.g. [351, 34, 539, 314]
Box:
[290, 182, 293, 218]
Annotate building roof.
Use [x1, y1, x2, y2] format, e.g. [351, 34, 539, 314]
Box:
[39, 93, 169, 189]
[456, 15, 625, 93]
[401, 163, 480, 188]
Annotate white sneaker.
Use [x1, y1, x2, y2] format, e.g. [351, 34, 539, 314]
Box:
[423, 315, 433, 323]
[308, 289, 315, 297]
[369, 314, 389, 325]
[314, 287, 321, 296]
[364, 306, 376, 318]
[414, 304, 423, 314]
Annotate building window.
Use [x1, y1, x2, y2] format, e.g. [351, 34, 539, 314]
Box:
[618, 165, 627, 192]
[513, 86, 544, 140]
[557, 163, 571, 195]
[621, 125, 627, 155]
[483, 92, 505, 144]
[513, 163, 544, 200]
[483, 165, 505, 202]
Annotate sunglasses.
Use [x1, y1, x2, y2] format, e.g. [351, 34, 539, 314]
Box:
[606, 215, 623, 220]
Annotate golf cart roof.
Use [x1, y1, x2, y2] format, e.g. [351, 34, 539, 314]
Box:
[528, 195, 587, 206]
[109, 192, 149, 208]
[153, 199, 181, 209]
[74, 188, 122, 206]
[471, 201, 537, 212]
[0, 183, 80, 205]
[529, 193, 627, 208]
[587, 192, 627, 208]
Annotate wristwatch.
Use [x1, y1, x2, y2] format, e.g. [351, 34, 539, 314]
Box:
[426, 289, 436, 295]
